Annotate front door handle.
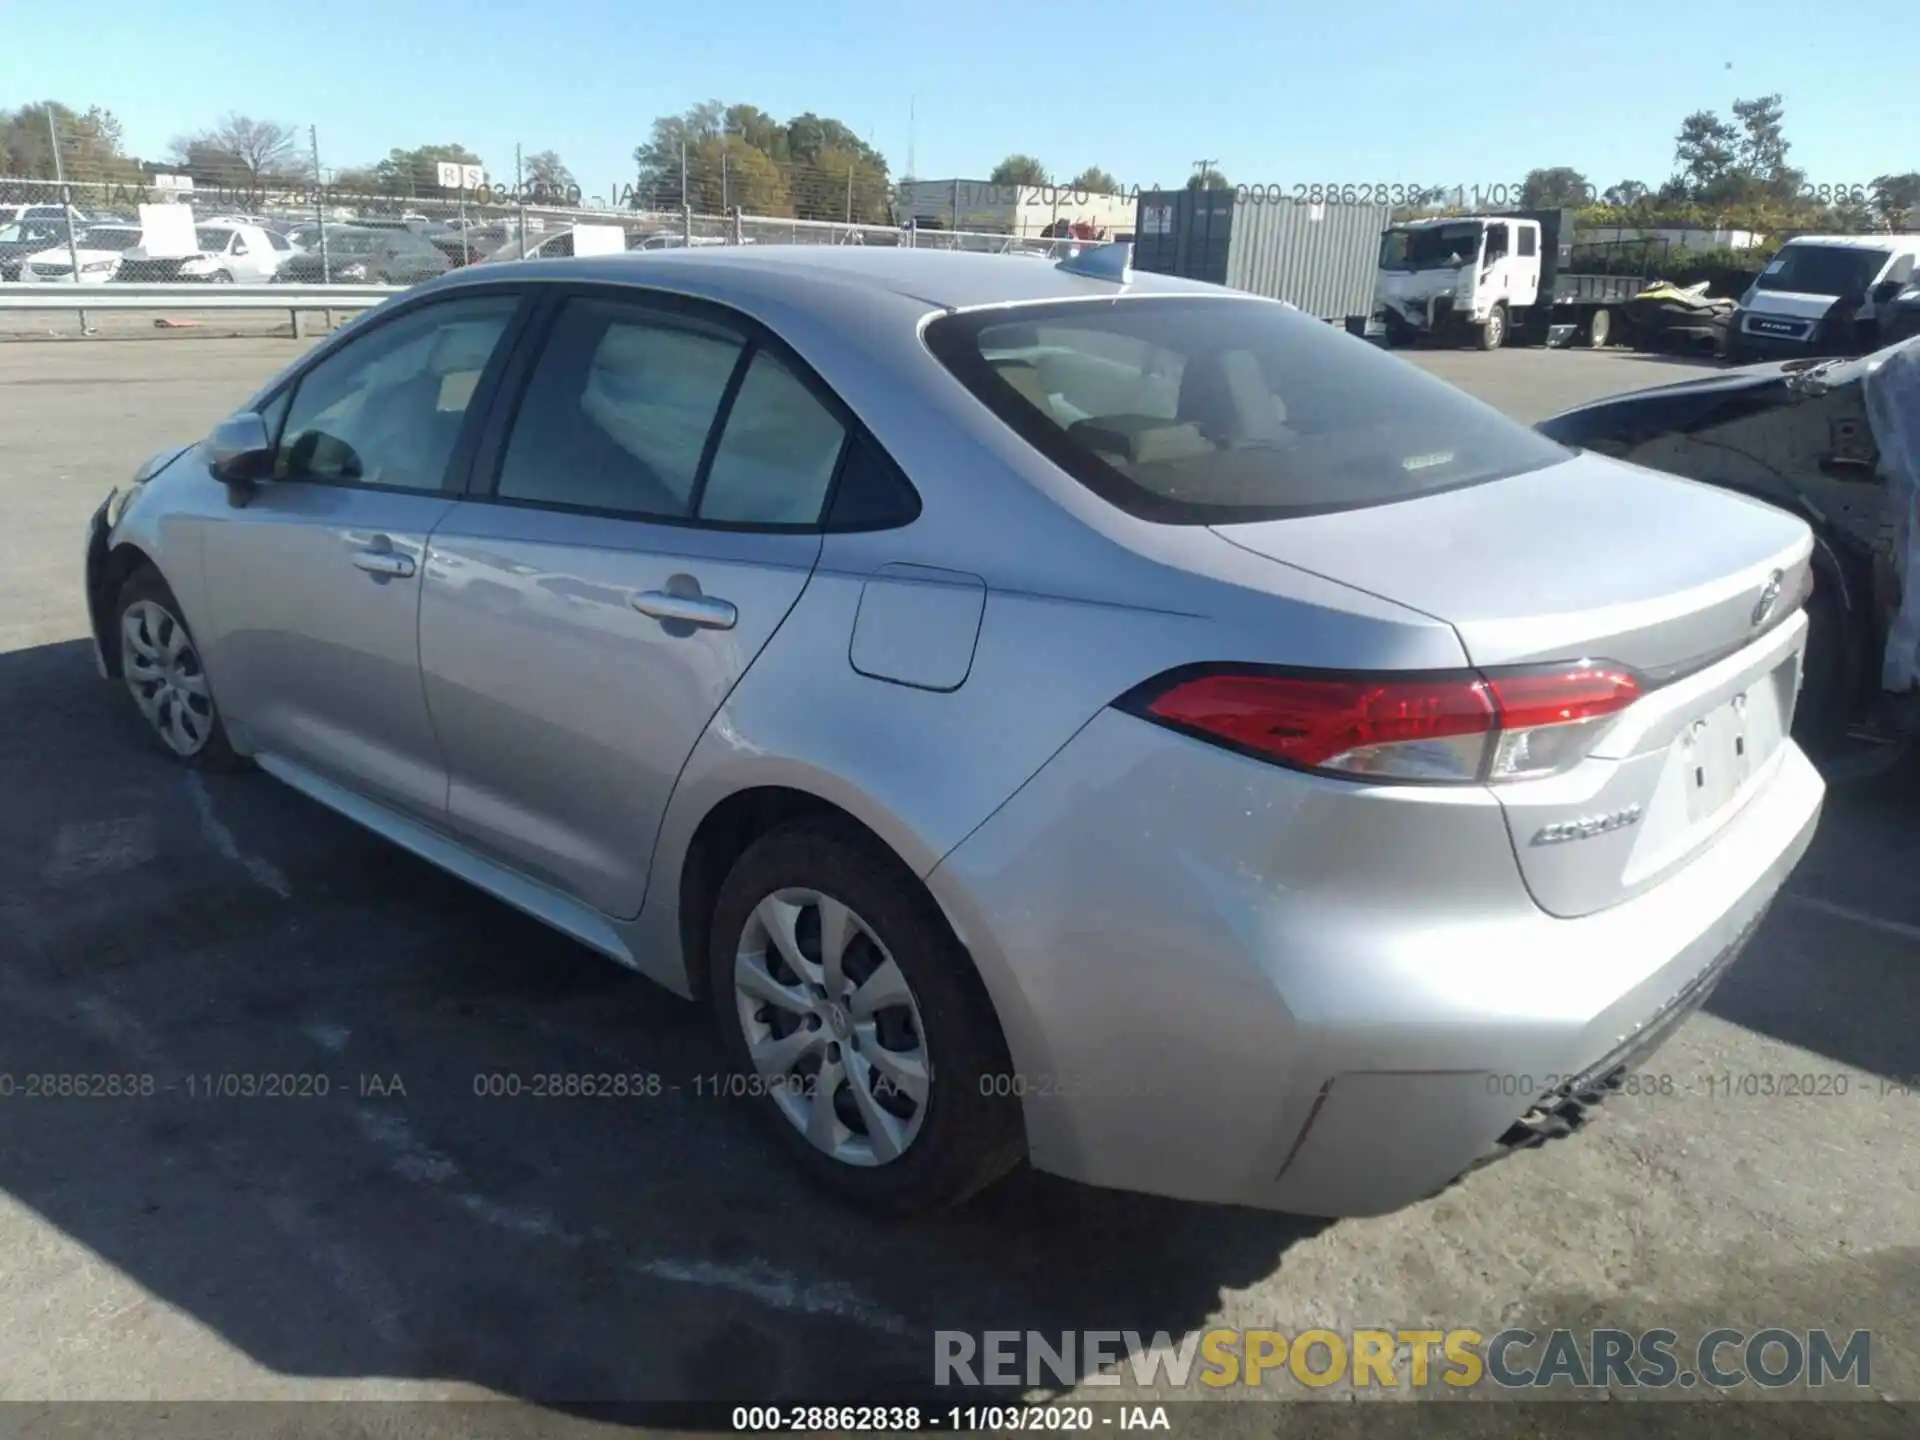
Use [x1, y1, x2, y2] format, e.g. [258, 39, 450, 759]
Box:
[632, 590, 737, 630]
[351, 549, 416, 578]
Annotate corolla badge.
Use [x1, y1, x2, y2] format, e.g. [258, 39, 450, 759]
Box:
[1533, 804, 1643, 845]
[1751, 570, 1785, 628]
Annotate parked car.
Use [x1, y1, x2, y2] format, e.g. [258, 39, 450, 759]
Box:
[0, 214, 81, 281]
[84, 245, 1824, 1217]
[1886, 275, 1920, 346]
[121, 222, 292, 283]
[1537, 337, 1920, 743]
[17, 221, 144, 283]
[1725, 235, 1920, 364]
[271, 226, 452, 285]
[0, 202, 89, 229]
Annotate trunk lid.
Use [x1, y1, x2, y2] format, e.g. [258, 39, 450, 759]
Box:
[1212, 451, 1814, 916]
[1211, 450, 1810, 674]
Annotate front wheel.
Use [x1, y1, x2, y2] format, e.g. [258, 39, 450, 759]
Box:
[1587, 308, 1612, 348]
[115, 567, 245, 768]
[1476, 304, 1507, 350]
[709, 819, 1024, 1213]
[209, 270, 233, 284]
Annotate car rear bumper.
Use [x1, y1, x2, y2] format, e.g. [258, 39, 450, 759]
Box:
[928, 708, 1824, 1216]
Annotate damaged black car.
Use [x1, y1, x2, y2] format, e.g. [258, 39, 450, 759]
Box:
[1536, 338, 1920, 745]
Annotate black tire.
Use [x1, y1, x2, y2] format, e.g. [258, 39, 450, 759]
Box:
[708, 818, 1024, 1214]
[1476, 304, 1507, 350]
[210, 270, 233, 284]
[114, 566, 246, 770]
[1587, 308, 1612, 348]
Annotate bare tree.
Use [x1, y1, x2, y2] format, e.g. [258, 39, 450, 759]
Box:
[169, 113, 301, 187]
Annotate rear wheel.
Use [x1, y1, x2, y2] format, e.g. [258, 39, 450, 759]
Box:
[709, 819, 1024, 1213]
[1476, 304, 1507, 350]
[1587, 308, 1612, 348]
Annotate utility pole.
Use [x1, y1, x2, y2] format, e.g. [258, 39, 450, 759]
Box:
[1192, 158, 1220, 190]
[48, 108, 91, 332]
[515, 142, 528, 260]
[310, 125, 331, 284]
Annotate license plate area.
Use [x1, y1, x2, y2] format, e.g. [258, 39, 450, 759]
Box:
[1678, 683, 1779, 824]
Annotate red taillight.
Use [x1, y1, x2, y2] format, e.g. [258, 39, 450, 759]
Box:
[1482, 667, 1641, 730]
[1125, 663, 1643, 784]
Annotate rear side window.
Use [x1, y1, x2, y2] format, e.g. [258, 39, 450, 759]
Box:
[497, 298, 744, 518]
[1517, 227, 1537, 258]
[924, 297, 1569, 523]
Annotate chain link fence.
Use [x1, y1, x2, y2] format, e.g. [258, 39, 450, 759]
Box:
[1, 169, 1098, 292]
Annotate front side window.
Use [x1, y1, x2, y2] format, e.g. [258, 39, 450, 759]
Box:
[274, 295, 519, 491]
[925, 297, 1569, 523]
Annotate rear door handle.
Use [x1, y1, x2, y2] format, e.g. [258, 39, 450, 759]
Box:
[351, 549, 416, 578]
[632, 591, 737, 630]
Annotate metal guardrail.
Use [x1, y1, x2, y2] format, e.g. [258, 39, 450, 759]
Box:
[0, 282, 404, 311]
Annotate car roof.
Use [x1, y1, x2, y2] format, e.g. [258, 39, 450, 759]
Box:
[437, 244, 1228, 314]
[1780, 234, 1920, 249]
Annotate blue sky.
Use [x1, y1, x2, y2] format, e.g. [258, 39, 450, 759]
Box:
[8, 0, 1913, 199]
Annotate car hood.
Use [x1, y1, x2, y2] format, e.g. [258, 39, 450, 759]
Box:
[1210, 449, 1811, 672]
[1746, 289, 1846, 320]
[24, 246, 122, 265]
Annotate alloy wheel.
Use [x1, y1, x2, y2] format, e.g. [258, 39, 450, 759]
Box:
[733, 888, 932, 1166]
[121, 599, 215, 757]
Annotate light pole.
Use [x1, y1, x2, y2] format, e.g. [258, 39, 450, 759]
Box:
[47, 108, 91, 333]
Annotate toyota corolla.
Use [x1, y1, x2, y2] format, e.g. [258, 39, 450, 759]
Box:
[83, 244, 1824, 1216]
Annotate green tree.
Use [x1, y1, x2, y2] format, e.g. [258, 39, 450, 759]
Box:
[791, 144, 890, 223]
[989, 154, 1049, 187]
[1602, 179, 1650, 207]
[1069, 166, 1119, 195]
[1520, 166, 1591, 208]
[1672, 109, 1741, 197]
[631, 102, 889, 216]
[1730, 94, 1801, 200]
[1186, 165, 1230, 191]
[522, 149, 575, 195]
[0, 101, 139, 182]
[1871, 173, 1920, 230]
[371, 143, 486, 196]
[686, 136, 789, 216]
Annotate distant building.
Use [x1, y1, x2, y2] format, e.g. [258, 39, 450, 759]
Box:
[893, 178, 1136, 239]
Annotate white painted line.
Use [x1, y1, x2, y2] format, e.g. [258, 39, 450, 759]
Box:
[1784, 892, 1920, 945]
[633, 1256, 912, 1336]
[351, 1108, 913, 1336]
[303, 1022, 351, 1054]
[185, 772, 291, 898]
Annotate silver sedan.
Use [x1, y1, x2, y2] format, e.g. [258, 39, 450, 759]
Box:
[83, 244, 1824, 1216]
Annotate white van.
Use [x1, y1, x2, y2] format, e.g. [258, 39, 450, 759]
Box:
[1728, 234, 1920, 363]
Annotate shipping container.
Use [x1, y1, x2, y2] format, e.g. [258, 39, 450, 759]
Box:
[1133, 189, 1389, 320]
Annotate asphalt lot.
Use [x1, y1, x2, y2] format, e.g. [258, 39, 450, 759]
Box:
[1, 336, 1917, 1428]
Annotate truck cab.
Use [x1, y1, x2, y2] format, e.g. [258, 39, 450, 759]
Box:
[1728, 234, 1920, 364]
[1375, 216, 1542, 349]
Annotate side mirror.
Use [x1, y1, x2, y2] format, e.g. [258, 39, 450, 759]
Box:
[1871, 279, 1904, 305]
[207, 413, 274, 504]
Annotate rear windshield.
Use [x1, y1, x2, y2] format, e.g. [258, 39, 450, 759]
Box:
[924, 297, 1568, 523]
